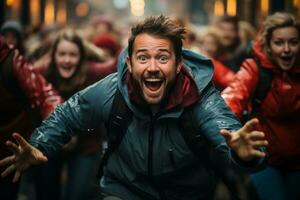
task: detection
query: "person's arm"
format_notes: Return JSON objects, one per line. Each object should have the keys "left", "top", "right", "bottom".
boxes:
{"left": 29, "top": 82, "right": 107, "bottom": 156}
{"left": 194, "top": 81, "right": 267, "bottom": 171}
{"left": 0, "top": 133, "right": 48, "bottom": 182}
{"left": 0, "top": 75, "right": 116, "bottom": 181}
{"left": 0, "top": 89, "right": 99, "bottom": 182}
{"left": 220, "top": 118, "right": 267, "bottom": 168}
{"left": 0, "top": 36, "right": 63, "bottom": 118}
{"left": 83, "top": 40, "right": 108, "bottom": 62}
{"left": 221, "top": 59, "right": 259, "bottom": 119}
{"left": 12, "top": 51, "right": 63, "bottom": 118}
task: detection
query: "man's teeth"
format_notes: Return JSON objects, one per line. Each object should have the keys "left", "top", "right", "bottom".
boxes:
{"left": 144, "top": 78, "right": 163, "bottom": 91}
{"left": 145, "top": 78, "right": 162, "bottom": 82}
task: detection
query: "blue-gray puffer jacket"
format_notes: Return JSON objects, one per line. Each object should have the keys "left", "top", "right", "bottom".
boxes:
{"left": 30, "top": 49, "right": 265, "bottom": 200}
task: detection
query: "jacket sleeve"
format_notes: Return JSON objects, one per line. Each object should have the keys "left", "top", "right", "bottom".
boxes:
{"left": 12, "top": 51, "right": 63, "bottom": 118}
{"left": 193, "top": 81, "right": 266, "bottom": 172}
{"left": 221, "top": 59, "right": 259, "bottom": 119}
{"left": 0, "top": 36, "right": 63, "bottom": 118}
{"left": 28, "top": 77, "right": 115, "bottom": 156}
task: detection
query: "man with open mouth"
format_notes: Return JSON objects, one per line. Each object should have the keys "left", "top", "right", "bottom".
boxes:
{"left": 0, "top": 15, "right": 268, "bottom": 200}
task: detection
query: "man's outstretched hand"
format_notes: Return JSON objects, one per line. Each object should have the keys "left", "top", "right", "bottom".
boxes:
{"left": 220, "top": 118, "right": 268, "bottom": 161}
{"left": 0, "top": 132, "right": 48, "bottom": 182}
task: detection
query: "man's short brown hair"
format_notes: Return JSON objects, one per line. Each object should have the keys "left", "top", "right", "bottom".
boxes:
{"left": 128, "top": 15, "right": 186, "bottom": 65}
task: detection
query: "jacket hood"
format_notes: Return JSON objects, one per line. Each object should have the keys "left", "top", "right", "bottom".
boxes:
{"left": 252, "top": 37, "right": 273, "bottom": 69}
{"left": 116, "top": 48, "right": 214, "bottom": 116}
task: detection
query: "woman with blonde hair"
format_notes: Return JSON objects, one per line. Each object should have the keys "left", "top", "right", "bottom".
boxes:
{"left": 222, "top": 12, "right": 300, "bottom": 200}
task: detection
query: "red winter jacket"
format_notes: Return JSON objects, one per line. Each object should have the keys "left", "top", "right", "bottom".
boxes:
{"left": 0, "top": 37, "right": 62, "bottom": 159}
{"left": 222, "top": 39, "right": 300, "bottom": 170}
{"left": 211, "top": 59, "right": 235, "bottom": 91}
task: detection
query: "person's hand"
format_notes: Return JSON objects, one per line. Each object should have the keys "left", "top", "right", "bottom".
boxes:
{"left": 0, "top": 132, "right": 48, "bottom": 182}
{"left": 220, "top": 118, "right": 268, "bottom": 161}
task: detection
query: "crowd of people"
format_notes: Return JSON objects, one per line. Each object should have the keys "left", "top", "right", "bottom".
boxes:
{"left": 0, "top": 11, "right": 299, "bottom": 200}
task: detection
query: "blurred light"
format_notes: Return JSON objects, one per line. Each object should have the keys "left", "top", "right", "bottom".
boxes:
{"left": 130, "top": 0, "right": 145, "bottom": 9}
{"left": 261, "top": 0, "right": 269, "bottom": 15}
{"left": 294, "top": 0, "right": 300, "bottom": 6}
{"left": 11, "top": 0, "right": 21, "bottom": 11}
{"left": 130, "top": 0, "right": 145, "bottom": 16}
{"left": 6, "top": 0, "right": 13, "bottom": 6}
{"left": 11, "top": 0, "right": 21, "bottom": 13}
{"left": 76, "top": 2, "right": 89, "bottom": 17}
{"left": 214, "top": 0, "right": 224, "bottom": 16}
{"left": 227, "top": 0, "right": 236, "bottom": 16}
{"left": 45, "top": 0, "right": 55, "bottom": 25}
{"left": 30, "top": 0, "right": 40, "bottom": 26}
{"left": 113, "top": 0, "right": 129, "bottom": 9}
{"left": 131, "top": 8, "right": 144, "bottom": 16}
{"left": 57, "top": 1, "right": 67, "bottom": 25}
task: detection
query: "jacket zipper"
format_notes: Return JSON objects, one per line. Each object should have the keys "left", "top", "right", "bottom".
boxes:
{"left": 148, "top": 116, "right": 166, "bottom": 200}
{"left": 148, "top": 117, "right": 154, "bottom": 177}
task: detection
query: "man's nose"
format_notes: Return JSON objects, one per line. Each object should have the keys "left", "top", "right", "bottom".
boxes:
{"left": 147, "top": 59, "right": 159, "bottom": 71}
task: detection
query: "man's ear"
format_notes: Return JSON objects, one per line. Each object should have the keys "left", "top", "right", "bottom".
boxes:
{"left": 176, "top": 58, "right": 183, "bottom": 74}
{"left": 126, "top": 56, "right": 132, "bottom": 73}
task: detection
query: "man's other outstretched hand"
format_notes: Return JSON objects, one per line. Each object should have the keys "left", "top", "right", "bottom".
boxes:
{"left": 0, "top": 132, "right": 48, "bottom": 182}
{"left": 220, "top": 118, "right": 268, "bottom": 162}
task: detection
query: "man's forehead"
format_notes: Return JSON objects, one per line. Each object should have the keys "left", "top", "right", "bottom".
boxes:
{"left": 133, "top": 33, "right": 173, "bottom": 53}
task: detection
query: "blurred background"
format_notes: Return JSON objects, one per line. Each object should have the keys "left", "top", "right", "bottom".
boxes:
{"left": 1, "top": 0, "right": 300, "bottom": 29}
{"left": 1, "top": 1, "right": 300, "bottom": 200}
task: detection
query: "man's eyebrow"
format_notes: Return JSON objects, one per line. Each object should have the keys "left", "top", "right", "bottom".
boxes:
{"left": 135, "top": 48, "right": 171, "bottom": 54}
{"left": 157, "top": 49, "right": 171, "bottom": 53}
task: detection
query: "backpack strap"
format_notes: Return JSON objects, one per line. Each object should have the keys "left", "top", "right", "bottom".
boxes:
{"left": 97, "top": 88, "right": 133, "bottom": 178}
{"left": 252, "top": 58, "right": 273, "bottom": 110}
{"left": 242, "top": 58, "right": 273, "bottom": 123}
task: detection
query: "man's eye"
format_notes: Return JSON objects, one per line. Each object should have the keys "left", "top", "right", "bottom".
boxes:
{"left": 137, "top": 55, "right": 147, "bottom": 62}
{"left": 159, "top": 55, "right": 168, "bottom": 63}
